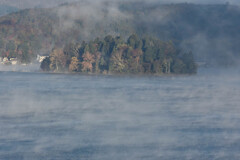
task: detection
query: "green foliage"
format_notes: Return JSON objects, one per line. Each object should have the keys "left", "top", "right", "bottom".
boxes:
{"left": 18, "top": 42, "right": 31, "bottom": 63}
{"left": 152, "top": 60, "right": 162, "bottom": 73}
{"left": 143, "top": 47, "right": 155, "bottom": 63}
{"left": 0, "top": 36, "right": 4, "bottom": 48}
{"left": 41, "top": 34, "right": 197, "bottom": 74}
{"left": 6, "top": 40, "right": 15, "bottom": 51}
{"left": 6, "top": 40, "right": 16, "bottom": 57}
{"left": 63, "top": 42, "right": 80, "bottom": 66}
{"left": 89, "top": 42, "right": 96, "bottom": 54}
{"left": 127, "top": 34, "right": 137, "bottom": 48}
{"left": 127, "top": 34, "right": 143, "bottom": 50}
{"left": 40, "top": 57, "right": 51, "bottom": 71}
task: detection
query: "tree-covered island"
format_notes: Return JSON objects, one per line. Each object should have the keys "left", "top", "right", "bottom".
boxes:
{"left": 41, "top": 34, "right": 197, "bottom": 74}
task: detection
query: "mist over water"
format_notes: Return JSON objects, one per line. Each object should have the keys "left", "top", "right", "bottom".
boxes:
{"left": 0, "top": 68, "right": 240, "bottom": 159}
{"left": 0, "top": 64, "right": 40, "bottom": 72}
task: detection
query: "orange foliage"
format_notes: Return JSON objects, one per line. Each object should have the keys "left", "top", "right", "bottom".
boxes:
{"left": 69, "top": 57, "right": 79, "bottom": 72}
{"left": 81, "top": 51, "right": 95, "bottom": 72}
{"left": 50, "top": 48, "right": 67, "bottom": 71}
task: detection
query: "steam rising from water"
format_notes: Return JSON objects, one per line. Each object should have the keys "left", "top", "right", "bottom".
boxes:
{"left": 54, "top": 1, "right": 132, "bottom": 39}
{"left": 0, "top": 64, "right": 40, "bottom": 72}
{"left": 0, "top": 68, "right": 240, "bottom": 159}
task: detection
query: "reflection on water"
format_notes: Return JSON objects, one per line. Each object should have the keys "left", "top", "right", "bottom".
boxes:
{"left": 0, "top": 68, "right": 240, "bottom": 160}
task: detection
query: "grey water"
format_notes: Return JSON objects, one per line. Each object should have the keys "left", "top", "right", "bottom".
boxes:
{"left": 0, "top": 68, "right": 240, "bottom": 160}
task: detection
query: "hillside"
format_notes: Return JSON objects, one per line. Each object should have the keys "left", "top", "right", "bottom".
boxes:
{"left": 0, "top": 1, "right": 239, "bottom": 66}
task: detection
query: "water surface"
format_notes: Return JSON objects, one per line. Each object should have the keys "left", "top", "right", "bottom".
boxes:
{"left": 0, "top": 68, "right": 240, "bottom": 159}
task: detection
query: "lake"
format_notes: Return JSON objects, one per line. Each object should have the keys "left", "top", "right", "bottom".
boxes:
{"left": 0, "top": 68, "right": 240, "bottom": 160}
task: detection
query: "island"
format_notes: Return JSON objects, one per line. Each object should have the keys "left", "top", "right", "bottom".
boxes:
{"left": 41, "top": 34, "right": 197, "bottom": 74}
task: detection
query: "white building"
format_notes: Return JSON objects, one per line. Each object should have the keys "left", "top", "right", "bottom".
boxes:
{"left": 10, "top": 58, "right": 18, "bottom": 65}
{"left": 3, "top": 57, "right": 8, "bottom": 62}
{"left": 37, "top": 55, "right": 48, "bottom": 63}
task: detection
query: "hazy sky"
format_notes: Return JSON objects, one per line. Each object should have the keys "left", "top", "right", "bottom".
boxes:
{"left": 0, "top": 0, "right": 238, "bottom": 9}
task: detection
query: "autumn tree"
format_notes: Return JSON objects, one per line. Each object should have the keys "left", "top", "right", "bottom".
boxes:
{"left": 69, "top": 56, "right": 79, "bottom": 72}
{"left": 109, "top": 45, "right": 127, "bottom": 73}
{"left": 127, "top": 48, "right": 143, "bottom": 73}
{"left": 64, "top": 42, "right": 80, "bottom": 67}
{"left": 81, "top": 51, "right": 95, "bottom": 72}
{"left": 49, "top": 48, "right": 66, "bottom": 71}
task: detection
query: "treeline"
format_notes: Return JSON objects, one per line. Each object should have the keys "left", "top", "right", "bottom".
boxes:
{"left": 41, "top": 34, "right": 197, "bottom": 74}
{"left": 0, "top": 36, "right": 38, "bottom": 63}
